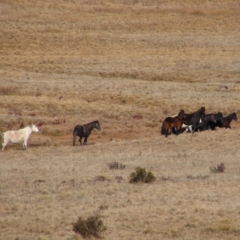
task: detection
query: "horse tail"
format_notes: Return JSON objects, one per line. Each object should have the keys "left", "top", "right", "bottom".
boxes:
{"left": 73, "top": 128, "right": 78, "bottom": 146}
{"left": 161, "top": 120, "right": 168, "bottom": 135}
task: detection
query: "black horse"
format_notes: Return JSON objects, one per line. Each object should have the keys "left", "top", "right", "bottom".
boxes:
{"left": 182, "top": 106, "right": 206, "bottom": 133}
{"left": 73, "top": 120, "right": 101, "bottom": 146}
{"left": 195, "top": 113, "right": 218, "bottom": 131}
{"left": 207, "top": 112, "right": 224, "bottom": 130}
{"left": 210, "top": 112, "right": 237, "bottom": 129}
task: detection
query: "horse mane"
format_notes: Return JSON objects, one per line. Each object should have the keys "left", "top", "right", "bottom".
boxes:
{"left": 90, "top": 120, "right": 99, "bottom": 124}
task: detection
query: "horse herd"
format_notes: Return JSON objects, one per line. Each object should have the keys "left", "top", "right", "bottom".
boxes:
{"left": 161, "top": 106, "right": 238, "bottom": 137}
{"left": 0, "top": 108, "right": 237, "bottom": 151}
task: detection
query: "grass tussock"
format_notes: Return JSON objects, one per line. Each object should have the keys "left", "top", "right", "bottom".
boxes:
{"left": 204, "top": 220, "right": 240, "bottom": 235}
{"left": 72, "top": 214, "right": 107, "bottom": 239}
{"left": 129, "top": 167, "right": 155, "bottom": 183}
{"left": 210, "top": 163, "right": 225, "bottom": 173}
{"left": 108, "top": 161, "right": 125, "bottom": 170}
{"left": 94, "top": 175, "right": 109, "bottom": 182}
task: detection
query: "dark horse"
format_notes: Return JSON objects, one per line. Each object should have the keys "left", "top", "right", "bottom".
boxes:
{"left": 210, "top": 112, "right": 237, "bottom": 129}
{"left": 206, "top": 112, "right": 224, "bottom": 130}
{"left": 73, "top": 120, "right": 101, "bottom": 146}
{"left": 221, "top": 112, "right": 237, "bottom": 128}
{"left": 195, "top": 113, "right": 218, "bottom": 131}
{"left": 182, "top": 106, "right": 205, "bottom": 133}
{"left": 161, "top": 110, "right": 185, "bottom": 137}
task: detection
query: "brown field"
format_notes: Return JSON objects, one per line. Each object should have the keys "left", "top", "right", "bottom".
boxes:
{"left": 1, "top": 0, "right": 240, "bottom": 239}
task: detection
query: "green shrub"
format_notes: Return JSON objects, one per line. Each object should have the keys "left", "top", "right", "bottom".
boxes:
{"left": 72, "top": 214, "right": 106, "bottom": 238}
{"left": 129, "top": 167, "right": 155, "bottom": 183}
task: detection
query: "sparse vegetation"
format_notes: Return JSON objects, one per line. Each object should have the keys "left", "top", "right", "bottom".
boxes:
{"left": 187, "top": 175, "right": 209, "bottom": 180}
{"left": 72, "top": 214, "right": 106, "bottom": 239}
{"left": 0, "top": 87, "right": 18, "bottom": 96}
{"left": 210, "top": 163, "right": 225, "bottom": 173}
{"left": 129, "top": 167, "right": 155, "bottom": 183}
{"left": 1, "top": 0, "right": 240, "bottom": 240}
{"left": 108, "top": 161, "right": 125, "bottom": 170}
{"left": 94, "top": 175, "right": 108, "bottom": 182}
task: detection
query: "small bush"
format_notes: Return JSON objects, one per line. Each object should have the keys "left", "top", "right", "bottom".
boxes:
{"left": 72, "top": 214, "right": 106, "bottom": 238}
{"left": 210, "top": 163, "right": 225, "bottom": 173}
{"left": 108, "top": 161, "right": 125, "bottom": 170}
{"left": 129, "top": 167, "right": 155, "bottom": 183}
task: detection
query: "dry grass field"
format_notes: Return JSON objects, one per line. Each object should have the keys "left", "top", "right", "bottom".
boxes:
{"left": 1, "top": 0, "right": 240, "bottom": 239}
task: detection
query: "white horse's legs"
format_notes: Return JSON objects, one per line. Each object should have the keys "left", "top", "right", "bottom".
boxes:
{"left": 184, "top": 125, "right": 193, "bottom": 133}
{"left": 22, "top": 141, "right": 27, "bottom": 150}
{"left": 188, "top": 126, "right": 193, "bottom": 133}
{"left": 2, "top": 141, "right": 8, "bottom": 151}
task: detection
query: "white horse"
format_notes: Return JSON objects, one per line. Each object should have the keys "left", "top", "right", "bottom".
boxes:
{"left": 1, "top": 124, "right": 39, "bottom": 151}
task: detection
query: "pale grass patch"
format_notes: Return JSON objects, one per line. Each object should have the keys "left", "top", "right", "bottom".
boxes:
{"left": 204, "top": 220, "right": 240, "bottom": 234}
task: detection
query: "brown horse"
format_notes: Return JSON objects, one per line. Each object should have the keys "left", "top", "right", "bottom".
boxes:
{"left": 161, "top": 110, "right": 185, "bottom": 137}
{"left": 220, "top": 112, "right": 237, "bottom": 128}
{"left": 73, "top": 120, "right": 101, "bottom": 146}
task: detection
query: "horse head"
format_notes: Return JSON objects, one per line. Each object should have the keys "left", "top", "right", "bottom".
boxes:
{"left": 177, "top": 109, "right": 186, "bottom": 120}
{"left": 233, "top": 112, "right": 238, "bottom": 121}
{"left": 31, "top": 124, "right": 39, "bottom": 133}
{"left": 210, "top": 114, "right": 217, "bottom": 123}
{"left": 200, "top": 106, "right": 206, "bottom": 116}
{"left": 95, "top": 121, "right": 101, "bottom": 131}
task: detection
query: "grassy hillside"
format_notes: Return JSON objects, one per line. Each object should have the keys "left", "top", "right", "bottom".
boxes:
{"left": 0, "top": 1, "right": 240, "bottom": 239}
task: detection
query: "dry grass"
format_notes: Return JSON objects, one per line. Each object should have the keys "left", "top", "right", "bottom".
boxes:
{"left": 1, "top": 0, "right": 240, "bottom": 239}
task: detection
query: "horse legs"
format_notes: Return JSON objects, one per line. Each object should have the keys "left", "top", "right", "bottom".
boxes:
{"left": 192, "top": 123, "right": 197, "bottom": 133}
{"left": 175, "top": 126, "right": 181, "bottom": 135}
{"left": 83, "top": 136, "right": 88, "bottom": 144}
{"left": 188, "top": 125, "right": 193, "bottom": 133}
{"left": 73, "top": 134, "right": 77, "bottom": 146}
{"left": 164, "top": 127, "right": 169, "bottom": 137}
{"left": 22, "top": 142, "right": 26, "bottom": 150}
{"left": 2, "top": 140, "right": 9, "bottom": 151}
{"left": 2, "top": 142, "right": 6, "bottom": 151}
